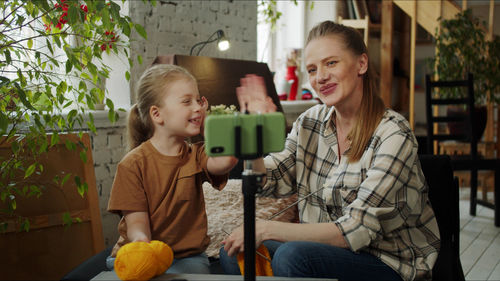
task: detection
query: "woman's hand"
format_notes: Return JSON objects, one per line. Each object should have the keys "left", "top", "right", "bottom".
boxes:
{"left": 199, "top": 96, "right": 208, "bottom": 137}
{"left": 222, "top": 219, "right": 268, "bottom": 257}
{"left": 236, "top": 74, "right": 277, "bottom": 114}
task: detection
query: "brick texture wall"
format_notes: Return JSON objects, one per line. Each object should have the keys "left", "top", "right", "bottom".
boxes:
{"left": 95, "top": 0, "right": 257, "bottom": 248}
{"left": 91, "top": 114, "right": 127, "bottom": 247}
{"left": 129, "top": 0, "right": 257, "bottom": 103}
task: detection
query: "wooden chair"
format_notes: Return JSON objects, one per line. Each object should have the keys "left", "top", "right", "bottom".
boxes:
{"left": 425, "top": 74, "right": 499, "bottom": 226}
{"left": 419, "top": 154, "right": 465, "bottom": 281}
{"left": 0, "top": 133, "right": 104, "bottom": 280}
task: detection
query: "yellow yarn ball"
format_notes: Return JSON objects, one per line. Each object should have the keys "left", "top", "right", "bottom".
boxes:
{"left": 114, "top": 242, "right": 158, "bottom": 281}
{"left": 149, "top": 240, "right": 174, "bottom": 275}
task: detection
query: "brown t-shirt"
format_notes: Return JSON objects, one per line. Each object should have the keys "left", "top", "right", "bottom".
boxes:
{"left": 107, "top": 140, "right": 227, "bottom": 258}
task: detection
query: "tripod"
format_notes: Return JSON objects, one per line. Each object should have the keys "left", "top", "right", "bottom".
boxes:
{"left": 234, "top": 115, "right": 265, "bottom": 281}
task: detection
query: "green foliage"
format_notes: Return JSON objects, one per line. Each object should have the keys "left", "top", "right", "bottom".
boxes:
{"left": 429, "top": 9, "right": 500, "bottom": 105}
{"left": 0, "top": 0, "right": 152, "bottom": 231}
{"left": 207, "top": 104, "right": 237, "bottom": 115}
{"left": 258, "top": 0, "right": 314, "bottom": 31}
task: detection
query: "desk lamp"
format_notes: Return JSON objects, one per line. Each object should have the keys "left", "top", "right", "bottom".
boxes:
{"left": 189, "top": 29, "right": 230, "bottom": 56}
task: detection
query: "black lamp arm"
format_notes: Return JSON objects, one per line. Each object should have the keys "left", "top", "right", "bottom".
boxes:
{"left": 189, "top": 30, "right": 224, "bottom": 56}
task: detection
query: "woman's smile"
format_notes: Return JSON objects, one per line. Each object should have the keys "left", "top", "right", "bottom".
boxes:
{"left": 319, "top": 83, "right": 338, "bottom": 96}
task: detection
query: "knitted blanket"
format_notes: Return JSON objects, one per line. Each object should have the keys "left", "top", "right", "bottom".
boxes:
{"left": 203, "top": 179, "right": 298, "bottom": 258}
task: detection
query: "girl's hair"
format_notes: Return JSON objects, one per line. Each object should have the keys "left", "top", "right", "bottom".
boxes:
{"left": 126, "top": 63, "right": 196, "bottom": 151}
{"left": 306, "top": 21, "right": 385, "bottom": 163}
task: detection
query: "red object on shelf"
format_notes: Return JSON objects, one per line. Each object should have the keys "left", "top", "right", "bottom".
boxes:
{"left": 301, "top": 90, "right": 312, "bottom": 100}
{"left": 285, "top": 66, "right": 299, "bottom": 100}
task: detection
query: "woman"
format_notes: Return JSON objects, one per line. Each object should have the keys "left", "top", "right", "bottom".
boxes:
{"left": 219, "top": 21, "right": 440, "bottom": 281}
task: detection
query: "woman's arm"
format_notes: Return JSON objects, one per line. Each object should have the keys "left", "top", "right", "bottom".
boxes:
{"left": 207, "top": 156, "right": 238, "bottom": 175}
{"left": 123, "top": 211, "right": 151, "bottom": 242}
{"left": 223, "top": 220, "right": 348, "bottom": 257}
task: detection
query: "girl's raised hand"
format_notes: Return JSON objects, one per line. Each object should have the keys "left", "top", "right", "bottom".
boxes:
{"left": 236, "top": 74, "right": 277, "bottom": 114}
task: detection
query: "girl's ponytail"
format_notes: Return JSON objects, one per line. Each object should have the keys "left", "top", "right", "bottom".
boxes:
{"left": 126, "top": 104, "right": 152, "bottom": 151}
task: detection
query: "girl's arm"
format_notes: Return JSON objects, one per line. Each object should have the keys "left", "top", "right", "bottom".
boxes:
{"left": 123, "top": 211, "right": 151, "bottom": 242}
{"left": 223, "top": 220, "right": 348, "bottom": 257}
{"left": 207, "top": 156, "right": 238, "bottom": 175}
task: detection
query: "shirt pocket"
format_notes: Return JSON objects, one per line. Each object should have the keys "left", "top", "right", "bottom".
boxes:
{"left": 337, "top": 173, "right": 362, "bottom": 206}
{"left": 336, "top": 163, "right": 365, "bottom": 207}
{"left": 338, "top": 185, "right": 359, "bottom": 206}
{"left": 176, "top": 168, "right": 204, "bottom": 201}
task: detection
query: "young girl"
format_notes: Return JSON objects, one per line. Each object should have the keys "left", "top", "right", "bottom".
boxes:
{"left": 107, "top": 64, "right": 238, "bottom": 274}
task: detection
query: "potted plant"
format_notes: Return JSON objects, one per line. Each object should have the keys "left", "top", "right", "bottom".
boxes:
{"left": 0, "top": 0, "right": 150, "bottom": 231}
{"left": 0, "top": 1, "right": 154, "bottom": 279}
{"left": 428, "top": 9, "right": 500, "bottom": 140}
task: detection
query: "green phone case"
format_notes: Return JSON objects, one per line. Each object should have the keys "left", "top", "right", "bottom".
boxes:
{"left": 204, "top": 112, "right": 286, "bottom": 157}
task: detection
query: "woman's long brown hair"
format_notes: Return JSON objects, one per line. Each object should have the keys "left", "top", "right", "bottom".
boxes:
{"left": 306, "top": 21, "right": 385, "bottom": 162}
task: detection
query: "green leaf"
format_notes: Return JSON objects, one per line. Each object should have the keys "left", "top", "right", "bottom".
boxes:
{"left": 65, "top": 60, "right": 72, "bottom": 73}
{"left": 27, "top": 39, "right": 33, "bottom": 49}
{"left": 75, "top": 176, "right": 81, "bottom": 187}
{"left": 20, "top": 218, "right": 30, "bottom": 232}
{"left": 62, "top": 212, "right": 72, "bottom": 227}
{"left": 61, "top": 173, "right": 71, "bottom": 187}
{"left": 46, "top": 38, "right": 54, "bottom": 54}
{"left": 14, "top": 83, "right": 35, "bottom": 110}
{"left": 79, "top": 150, "right": 87, "bottom": 163}
{"left": 134, "top": 23, "right": 147, "bottom": 39}
{"left": 107, "top": 109, "right": 116, "bottom": 123}
{"left": 77, "top": 181, "right": 86, "bottom": 197}
{"left": 120, "top": 18, "right": 131, "bottom": 37}
{"left": 4, "top": 50, "right": 11, "bottom": 64}
{"left": 50, "top": 133, "right": 59, "bottom": 147}
{"left": 0, "top": 111, "right": 8, "bottom": 134}
{"left": 125, "top": 71, "right": 130, "bottom": 81}
{"left": 24, "top": 163, "right": 37, "bottom": 179}
{"left": 68, "top": 5, "right": 79, "bottom": 24}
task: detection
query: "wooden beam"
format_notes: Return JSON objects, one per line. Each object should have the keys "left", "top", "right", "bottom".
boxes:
{"left": 380, "top": 1, "right": 393, "bottom": 108}
{"left": 485, "top": 0, "right": 496, "bottom": 147}
{"left": 397, "top": 13, "right": 410, "bottom": 113}
{"left": 393, "top": 0, "right": 460, "bottom": 36}
{"left": 409, "top": 1, "right": 417, "bottom": 130}
{"left": 433, "top": 1, "right": 443, "bottom": 154}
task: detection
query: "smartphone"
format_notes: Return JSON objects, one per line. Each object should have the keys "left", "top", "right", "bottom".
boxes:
{"left": 204, "top": 112, "right": 286, "bottom": 159}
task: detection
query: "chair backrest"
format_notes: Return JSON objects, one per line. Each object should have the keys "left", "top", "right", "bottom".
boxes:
{"left": 425, "top": 73, "right": 477, "bottom": 157}
{"left": 418, "top": 154, "right": 465, "bottom": 281}
{"left": 0, "top": 133, "right": 104, "bottom": 280}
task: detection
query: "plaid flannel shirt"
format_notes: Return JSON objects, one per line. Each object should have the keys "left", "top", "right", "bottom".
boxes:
{"left": 262, "top": 105, "right": 440, "bottom": 281}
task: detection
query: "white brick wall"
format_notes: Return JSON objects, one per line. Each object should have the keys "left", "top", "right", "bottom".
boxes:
{"left": 90, "top": 113, "right": 127, "bottom": 247}
{"left": 129, "top": 0, "right": 257, "bottom": 103}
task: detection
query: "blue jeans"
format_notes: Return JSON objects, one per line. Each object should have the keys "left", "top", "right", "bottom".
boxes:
{"left": 219, "top": 240, "right": 403, "bottom": 280}
{"left": 106, "top": 252, "right": 210, "bottom": 274}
